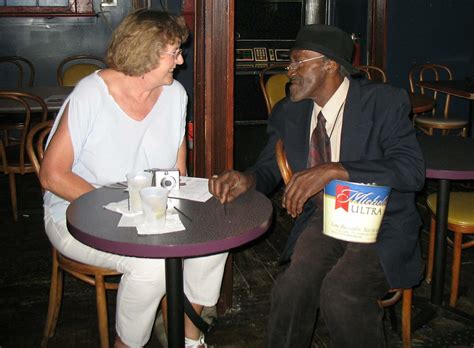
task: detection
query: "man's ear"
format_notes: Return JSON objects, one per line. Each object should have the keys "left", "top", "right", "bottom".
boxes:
{"left": 324, "top": 60, "right": 338, "bottom": 74}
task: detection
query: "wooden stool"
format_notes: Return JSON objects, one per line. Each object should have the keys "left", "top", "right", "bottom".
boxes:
{"left": 425, "top": 192, "right": 474, "bottom": 307}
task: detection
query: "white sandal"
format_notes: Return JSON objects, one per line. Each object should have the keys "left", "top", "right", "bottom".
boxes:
{"left": 185, "top": 334, "right": 207, "bottom": 348}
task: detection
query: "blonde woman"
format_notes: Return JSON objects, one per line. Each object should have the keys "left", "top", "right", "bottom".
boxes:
{"left": 41, "top": 10, "right": 226, "bottom": 348}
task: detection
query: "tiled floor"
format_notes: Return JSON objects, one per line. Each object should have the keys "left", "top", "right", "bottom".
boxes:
{"left": 1, "top": 173, "right": 473, "bottom": 347}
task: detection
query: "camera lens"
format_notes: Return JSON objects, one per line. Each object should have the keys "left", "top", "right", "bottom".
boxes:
{"left": 161, "top": 176, "right": 176, "bottom": 188}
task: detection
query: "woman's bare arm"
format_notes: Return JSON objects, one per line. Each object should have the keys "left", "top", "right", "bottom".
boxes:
{"left": 176, "top": 138, "right": 187, "bottom": 176}
{"left": 39, "top": 105, "right": 95, "bottom": 202}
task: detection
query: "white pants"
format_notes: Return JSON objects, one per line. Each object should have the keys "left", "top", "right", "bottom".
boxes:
{"left": 45, "top": 213, "right": 228, "bottom": 347}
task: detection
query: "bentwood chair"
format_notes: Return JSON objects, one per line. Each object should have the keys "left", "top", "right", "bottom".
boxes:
{"left": 409, "top": 64, "right": 468, "bottom": 136}
{"left": 425, "top": 192, "right": 474, "bottom": 307}
{"left": 275, "top": 138, "right": 413, "bottom": 348}
{"left": 258, "top": 63, "right": 290, "bottom": 115}
{"left": 0, "top": 56, "right": 35, "bottom": 87}
{"left": 26, "top": 121, "right": 121, "bottom": 348}
{"left": 356, "top": 65, "right": 387, "bottom": 83}
{"left": 57, "top": 55, "right": 106, "bottom": 86}
{"left": 0, "top": 92, "right": 48, "bottom": 221}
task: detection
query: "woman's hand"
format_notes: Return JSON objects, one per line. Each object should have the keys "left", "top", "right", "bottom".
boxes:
{"left": 208, "top": 170, "right": 255, "bottom": 204}
{"left": 283, "top": 163, "right": 349, "bottom": 218}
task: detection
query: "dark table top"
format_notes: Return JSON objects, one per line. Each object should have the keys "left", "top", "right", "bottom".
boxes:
{"left": 408, "top": 92, "right": 435, "bottom": 114}
{"left": 0, "top": 86, "right": 73, "bottom": 113}
{"left": 418, "top": 80, "right": 474, "bottom": 100}
{"left": 67, "top": 186, "right": 273, "bottom": 258}
{"left": 418, "top": 135, "right": 474, "bottom": 180}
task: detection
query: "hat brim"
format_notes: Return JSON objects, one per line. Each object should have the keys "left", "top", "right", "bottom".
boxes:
{"left": 292, "top": 41, "right": 360, "bottom": 75}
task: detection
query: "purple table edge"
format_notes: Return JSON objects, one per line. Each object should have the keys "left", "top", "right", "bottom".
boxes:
{"left": 418, "top": 135, "right": 474, "bottom": 305}
{"left": 66, "top": 186, "right": 273, "bottom": 348}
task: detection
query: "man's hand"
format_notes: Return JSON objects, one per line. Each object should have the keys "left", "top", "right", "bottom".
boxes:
{"left": 208, "top": 170, "right": 255, "bottom": 204}
{"left": 283, "top": 163, "right": 349, "bottom": 218}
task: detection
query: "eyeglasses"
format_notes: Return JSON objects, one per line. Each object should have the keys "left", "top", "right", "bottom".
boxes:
{"left": 160, "top": 48, "right": 183, "bottom": 59}
{"left": 286, "top": 55, "right": 325, "bottom": 71}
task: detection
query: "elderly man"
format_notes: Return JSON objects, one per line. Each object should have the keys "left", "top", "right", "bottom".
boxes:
{"left": 209, "top": 24, "right": 425, "bottom": 347}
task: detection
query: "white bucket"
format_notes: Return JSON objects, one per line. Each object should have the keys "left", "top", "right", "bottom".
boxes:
{"left": 323, "top": 180, "right": 391, "bottom": 243}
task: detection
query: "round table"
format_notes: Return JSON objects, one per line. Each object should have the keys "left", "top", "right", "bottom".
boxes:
{"left": 67, "top": 186, "right": 273, "bottom": 347}
{"left": 409, "top": 92, "right": 435, "bottom": 114}
{"left": 418, "top": 135, "right": 474, "bottom": 305}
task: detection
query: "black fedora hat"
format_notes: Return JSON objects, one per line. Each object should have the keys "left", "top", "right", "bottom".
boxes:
{"left": 292, "top": 24, "right": 359, "bottom": 75}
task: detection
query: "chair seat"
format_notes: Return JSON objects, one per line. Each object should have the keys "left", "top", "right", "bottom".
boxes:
{"left": 415, "top": 116, "right": 468, "bottom": 127}
{"left": 427, "top": 192, "right": 474, "bottom": 227}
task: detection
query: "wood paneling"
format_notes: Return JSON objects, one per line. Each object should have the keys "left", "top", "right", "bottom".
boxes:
{"left": 193, "top": 0, "right": 234, "bottom": 178}
{"left": 368, "top": 0, "right": 387, "bottom": 69}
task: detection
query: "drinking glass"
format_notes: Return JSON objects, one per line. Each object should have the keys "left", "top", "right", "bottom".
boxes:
{"left": 140, "top": 187, "right": 169, "bottom": 226}
{"left": 126, "top": 171, "right": 153, "bottom": 212}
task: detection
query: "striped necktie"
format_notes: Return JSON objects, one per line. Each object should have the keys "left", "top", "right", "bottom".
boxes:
{"left": 308, "top": 111, "right": 331, "bottom": 168}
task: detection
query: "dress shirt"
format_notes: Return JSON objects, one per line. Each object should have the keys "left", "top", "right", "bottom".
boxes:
{"left": 309, "top": 77, "right": 349, "bottom": 162}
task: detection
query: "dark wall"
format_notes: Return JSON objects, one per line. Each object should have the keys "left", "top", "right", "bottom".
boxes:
{"left": 330, "top": 0, "right": 472, "bottom": 117}
{"left": 387, "top": 0, "right": 473, "bottom": 88}
{"left": 330, "top": 0, "right": 368, "bottom": 64}
{"left": 387, "top": 0, "right": 473, "bottom": 115}
{"left": 0, "top": 0, "right": 194, "bottom": 118}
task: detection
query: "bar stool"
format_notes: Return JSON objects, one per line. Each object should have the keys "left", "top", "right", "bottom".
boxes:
{"left": 425, "top": 192, "right": 474, "bottom": 307}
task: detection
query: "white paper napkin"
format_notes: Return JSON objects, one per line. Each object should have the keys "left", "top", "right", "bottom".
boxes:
{"left": 103, "top": 199, "right": 185, "bottom": 235}
{"left": 169, "top": 177, "right": 212, "bottom": 202}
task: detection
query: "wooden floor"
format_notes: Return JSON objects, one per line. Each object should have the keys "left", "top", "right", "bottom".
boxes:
{"left": 1, "top": 173, "right": 474, "bottom": 347}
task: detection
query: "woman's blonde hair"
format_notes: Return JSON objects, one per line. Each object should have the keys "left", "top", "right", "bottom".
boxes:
{"left": 106, "top": 9, "right": 189, "bottom": 76}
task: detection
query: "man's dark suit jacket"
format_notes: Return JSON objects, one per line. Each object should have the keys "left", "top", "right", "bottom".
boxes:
{"left": 248, "top": 77, "right": 426, "bottom": 288}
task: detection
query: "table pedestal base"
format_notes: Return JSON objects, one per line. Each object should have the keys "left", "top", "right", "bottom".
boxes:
{"left": 431, "top": 179, "right": 450, "bottom": 305}
{"left": 166, "top": 258, "right": 184, "bottom": 348}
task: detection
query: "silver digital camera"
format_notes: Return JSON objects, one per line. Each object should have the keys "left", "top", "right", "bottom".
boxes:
{"left": 154, "top": 169, "right": 180, "bottom": 190}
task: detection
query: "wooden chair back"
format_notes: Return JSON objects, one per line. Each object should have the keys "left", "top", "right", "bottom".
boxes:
{"left": 408, "top": 63, "right": 468, "bottom": 136}
{"left": 0, "top": 92, "right": 34, "bottom": 172}
{"left": 409, "top": 63, "right": 453, "bottom": 118}
{"left": 356, "top": 65, "right": 387, "bottom": 83}
{"left": 0, "top": 56, "right": 35, "bottom": 87}
{"left": 259, "top": 63, "right": 290, "bottom": 115}
{"left": 275, "top": 139, "right": 293, "bottom": 185}
{"left": 26, "top": 120, "right": 54, "bottom": 179}
{"left": 57, "top": 55, "right": 106, "bottom": 86}
{"left": 0, "top": 92, "right": 47, "bottom": 220}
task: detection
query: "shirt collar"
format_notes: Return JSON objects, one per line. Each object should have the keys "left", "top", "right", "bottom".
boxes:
{"left": 313, "top": 77, "right": 350, "bottom": 123}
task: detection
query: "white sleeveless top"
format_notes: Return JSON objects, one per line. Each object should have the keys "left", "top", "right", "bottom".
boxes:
{"left": 44, "top": 71, "right": 187, "bottom": 221}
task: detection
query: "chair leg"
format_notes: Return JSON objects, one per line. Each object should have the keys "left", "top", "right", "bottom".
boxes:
{"left": 42, "top": 251, "right": 63, "bottom": 347}
{"left": 8, "top": 172, "right": 18, "bottom": 221}
{"left": 425, "top": 216, "right": 436, "bottom": 283}
{"left": 50, "top": 265, "right": 64, "bottom": 338}
{"left": 401, "top": 289, "right": 412, "bottom": 348}
{"left": 388, "top": 306, "right": 398, "bottom": 332}
{"left": 95, "top": 275, "right": 110, "bottom": 348}
{"left": 449, "top": 233, "right": 463, "bottom": 307}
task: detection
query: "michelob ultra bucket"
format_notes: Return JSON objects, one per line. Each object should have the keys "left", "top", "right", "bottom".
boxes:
{"left": 323, "top": 180, "right": 391, "bottom": 243}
